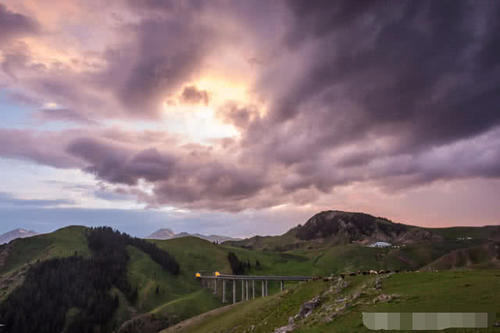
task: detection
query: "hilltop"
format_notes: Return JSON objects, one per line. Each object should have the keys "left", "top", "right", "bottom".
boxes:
{"left": 226, "top": 210, "right": 499, "bottom": 251}
{"left": 148, "top": 228, "right": 241, "bottom": 243}
{"left": 292, "top": 210, "right": 440, "bottom": 244}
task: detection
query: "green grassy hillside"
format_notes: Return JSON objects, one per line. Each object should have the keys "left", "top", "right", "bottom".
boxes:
{"left": 126, "top": 240, "right": 226, "bottom": 324}
{"left": 424, "top": 241, "right": 500, "bottom": 270}
{"left": 162, "top": 270, "right": 500, "bottom": 333}
{"left": 0, "top": 226, "right": 90, "bottom": 301}
{"left": 0, "top": 225, "right": 90, "bottom": 275}
{"left": 430, "top": 226, "right": 500, "bottom": 241}
{"left": 1, "top": 224, "right": 499, "bottom": 333}
{"left": 0, "top": 230, "right": 318, "bottom": 331}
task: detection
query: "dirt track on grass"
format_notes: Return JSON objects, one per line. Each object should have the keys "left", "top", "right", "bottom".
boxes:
{"left": 161, "top": 303, "right": 237, "bottom": 333}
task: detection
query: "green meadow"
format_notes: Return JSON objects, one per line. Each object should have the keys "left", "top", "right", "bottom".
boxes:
{"left": 163, "top": 270, "right": 500, "bottom": 333}
{"left": 0, "top": 225, "right": 498, "bottom": 332}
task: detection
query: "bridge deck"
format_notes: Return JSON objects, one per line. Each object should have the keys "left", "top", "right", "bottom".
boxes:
{"left": 198, "top": 274, "right": 312, "bottom": 281}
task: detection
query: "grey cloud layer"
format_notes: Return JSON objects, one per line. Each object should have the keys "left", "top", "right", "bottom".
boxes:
{"left": 0, "top": 192, "right": 73, "bottom": 208}
{"left": 1, "top": 1, "right": 500, "bottom": 211}
{"left": 291, "top": 0, "right": 500, "bottom": 146}
{"left": 241, "top": 0, "right": 500, "bottom": 189}
{"left": 66, "top": 136, "right": 268, "bottom": 210}
{"left": 0, "top": 4, "right": 38, "bottom": 45}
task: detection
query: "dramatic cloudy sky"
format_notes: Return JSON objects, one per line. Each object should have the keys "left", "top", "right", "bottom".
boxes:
{"left": 1, "top": 0, "right": 499, "bottom": 237}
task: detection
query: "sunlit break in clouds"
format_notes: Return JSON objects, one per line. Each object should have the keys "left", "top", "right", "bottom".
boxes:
{"left": 0, "top": 0, "right": 499, "bottom": 236}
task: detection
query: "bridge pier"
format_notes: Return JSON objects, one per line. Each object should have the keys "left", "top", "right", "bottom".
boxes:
{"left": 233, "top": 280, "right": 236, "bottom": 304}
{"left": 222, "top": 279, "right": 226, "bottom": 303}
{"left": 196, "top": 274, "right": 312, "bottom": 303}
{"left": 245, "top": 280, "right": 249, "bottom": 300}
{"left": 241, "top": 280, "right": 244, "bottom": 300}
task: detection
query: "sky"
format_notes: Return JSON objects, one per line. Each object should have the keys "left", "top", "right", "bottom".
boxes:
{"left": 0, "top": 0, "right": 499, "bottom": 237}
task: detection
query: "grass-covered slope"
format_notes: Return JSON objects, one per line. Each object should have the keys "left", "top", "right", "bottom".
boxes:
{"left": 115, "top": 236, "right": 325, "bottom": 332}
{"left": 163, "top": 270, "right": 500, "bottom": 333}
{"left": 0, "top": 225, "right": 90, "bottom": 275}
{"left": 1, "top": 223, "right": 499, "bottom": 333}
{"left": 0, "top": 226, "right": 187, "bottom": 333}
{"left": 423, "top": 241, "right": 500, "bottom": 270}
{"left": 126, "top": 242, "right": 223, "bottom": 318}
{"left": 0, "top": 229, "right": 319, "bottom": 332}
{"left": 0, "top": 226, "right": 90, "bottom": 301}
{"left": 429, "top": 226, "right": 500, "bottom": 241}
{"left": 156, "top": 236, "right": 315, "bottom": 277}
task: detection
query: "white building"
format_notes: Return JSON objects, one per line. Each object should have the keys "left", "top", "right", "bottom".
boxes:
{"left": 369, "top": 241, "right": 392, "bottom": 248}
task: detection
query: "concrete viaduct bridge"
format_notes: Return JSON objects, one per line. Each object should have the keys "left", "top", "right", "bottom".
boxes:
{"left": 196, "top": 273, "right": 312, "bottom": 304}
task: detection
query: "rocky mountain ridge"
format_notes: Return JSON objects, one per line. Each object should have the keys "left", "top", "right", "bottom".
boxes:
{"left": 292, "top": 210, "right": 441, "bottom": 245}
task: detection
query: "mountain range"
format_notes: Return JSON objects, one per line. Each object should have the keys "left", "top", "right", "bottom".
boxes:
{"left": 147, "top": 228, "right": 241, "bottom": 243}
{"left": 0, "top": 228, "right": 38, "bottom": 244}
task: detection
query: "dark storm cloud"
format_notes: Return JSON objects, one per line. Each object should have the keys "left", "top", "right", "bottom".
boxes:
{"left": 151, "top": 161, "right": 266, "bottom": 210}
{"left": 0, "top": 4, "right": 38, "bottom": 45}
{"left": 236, "top": 0, "right": 500, "bottom": 194}
{"left": 273, "top": 0, "right": 500, "bottom": 146}
{"left": 1, "top": 0, "right": 500, "bottom": 214}
{"left": 67, "top": 138, "right": 177, "bottom": 185}
{"left": 65, "top": 136, "right": 268, "bottom": 210}
{"left": 181, "top": 85, "right": 209, "bottom": 105}
{"left": 217, "top": 103, "right": 259, "bottom": 129}
{"left": 105, "top": 9, "right": 213, "bottom": 116}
